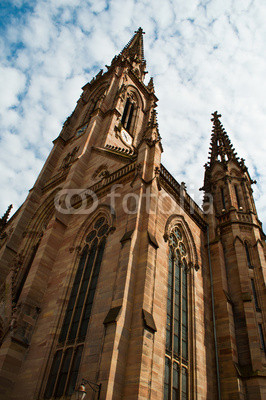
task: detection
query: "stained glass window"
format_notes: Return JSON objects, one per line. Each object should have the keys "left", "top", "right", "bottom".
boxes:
{"left": 44, "top": 217, "right": 109, "bottom": 399}
{"left": 164, "top": 226, "right": 189, "bottom": 400}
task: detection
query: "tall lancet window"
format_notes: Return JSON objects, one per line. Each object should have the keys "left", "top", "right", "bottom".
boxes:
{"left": 244, "top": 241, "right": 252, "bottom": 269}
{"left": 44, "top": 216, "right": 110, "bottom": 399}
{"left": 121, "top": 97, "right": 135, "bottom": 133}
{"left": 164, "top": 226, "right": 189, "bottom": 400}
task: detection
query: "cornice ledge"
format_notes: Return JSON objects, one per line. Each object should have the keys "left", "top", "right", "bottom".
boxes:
{"left": 91, "top": 146, "right": 137, "bottom": 162}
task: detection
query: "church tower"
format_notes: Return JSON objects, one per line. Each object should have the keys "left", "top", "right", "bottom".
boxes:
{"left": 202, "top": 112, "right": 266, "bottom": 399}
{"left": 0, "top": 30, "right": 265, "bottom": 400}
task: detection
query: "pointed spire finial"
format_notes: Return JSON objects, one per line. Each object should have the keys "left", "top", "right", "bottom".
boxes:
{"left": 135, "top": 27, "right": 145, "bottom": 34}
{"left": 121, "top": 27, "right": 145, "bottom": 62}
{"left": 147, "top": 77, "right": 155, "bottom": 93}
{"left": 120, "top": 27, "right": 146, "bottom": 79}
{"left": 211, "top": 111, "right": 221, "bottom": 121}
{"left": 106, "top": 28, "right": 148, "bottom": 82}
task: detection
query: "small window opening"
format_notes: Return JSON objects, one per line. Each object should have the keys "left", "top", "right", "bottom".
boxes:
{"left": 121, "top": 98, "right": 134, "bottom": 132}
{"left": 121, "top": 99, "right": 130, "bottom": 126}
{"left": 127, "top": 103, "right": 134, "bottom": 131}
{"left": 221, "top": 187, "right": 226, "bottom": 209}
{"left": 234, "top": 185, "right": 241, "bottom": 208}
{"left": 245, "top": 242, "right": 252, "bottom": 269}
{"left": 251, "top": 279, "right": 260, "bottom": 311}
{"left": 258, "top": 324, "right": 266, "bottom": 354}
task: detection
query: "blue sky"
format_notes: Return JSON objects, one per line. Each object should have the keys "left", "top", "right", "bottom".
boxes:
{"left": 1, "top": 0, "right": 266, "bottom": 227}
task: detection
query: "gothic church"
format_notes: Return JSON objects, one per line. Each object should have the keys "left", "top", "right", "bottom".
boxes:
{"left": 0, "top": 28, "right": 265, "bottom": 400}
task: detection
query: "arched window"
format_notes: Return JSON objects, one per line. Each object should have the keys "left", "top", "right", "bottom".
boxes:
{"left": 121, "top": 97, "right": 135, "bottom": 133}
{"left": 44, "top": 216, "right": 110, "bottom": 399}
{"left": 164, "top": 226, "right": 189, "bottom": 400}
{"left": 234, "top": 184, "right": 241, "bottom": 209}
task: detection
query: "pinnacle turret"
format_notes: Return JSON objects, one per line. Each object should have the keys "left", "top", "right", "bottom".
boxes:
{"left": 147, "top": 77, "right": 155, "bottom": 93}
{"left": 148, "top": 108, "right": 159, "bottom": 130}
{"left": 207, "top": 111, "right": 241, "bottom": 168}
{"left": 0, "top": 204, "right": 12, "bottom": 234}
{"left": 141, "top": 107, "right": 161, "bottom": 146}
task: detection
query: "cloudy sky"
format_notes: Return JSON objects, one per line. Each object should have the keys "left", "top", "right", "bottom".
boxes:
{"left": 1, "top": 0, "right": 266, "bottom": 228}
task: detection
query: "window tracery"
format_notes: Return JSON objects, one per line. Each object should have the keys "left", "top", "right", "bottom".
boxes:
{"left": 44, "top": 216, "right": 110, "bottom": 399}
{"left": 164, "top": 226, "right": 190, "bottom": 400}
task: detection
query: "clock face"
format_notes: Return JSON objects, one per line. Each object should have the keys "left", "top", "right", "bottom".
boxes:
{"left": 121, "top": 128, "right": 132, "bottom": 146}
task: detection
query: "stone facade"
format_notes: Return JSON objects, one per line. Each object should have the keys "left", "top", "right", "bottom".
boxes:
{"left": 0, "top": 29, "right": 265, "bottom": 400}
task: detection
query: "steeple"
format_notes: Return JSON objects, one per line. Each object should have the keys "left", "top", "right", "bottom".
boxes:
{"left": 202, "top": 112, "right": 266, "bottom": 400}
{"left": 207, "top": 111, "right": 245, "bottom": 169}
{"left": 202, "top": 112, "right": 247, "bottom": 193}
{"left": 121, "top": 27, "right": 145, "bottom": 64}
{"left": 119, "top": 27, "right": 147, "bottom": 81}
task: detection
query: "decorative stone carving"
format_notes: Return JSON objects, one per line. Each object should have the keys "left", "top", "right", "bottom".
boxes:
{"left": 92, "top": 164, "right": 110, "bottom": 181}
{"left": 61, "top": 146, "right": 79, "bottom": 169}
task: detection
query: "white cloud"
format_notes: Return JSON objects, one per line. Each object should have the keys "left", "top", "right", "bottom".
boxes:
{"left": 0, "top": 67, "right": 26, "bottom": 109}
{"left": 89, "top": 0, "right": 108, "bottom": 14}
{"left": 1, "top": 0, "right": 266, "bottom": 229}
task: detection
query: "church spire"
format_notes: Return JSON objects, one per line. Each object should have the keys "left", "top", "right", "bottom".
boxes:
{"left": 207, "top": 111, "right": 244, "bottom": 169}
{"left": 202, "top": 112, "right": 247, "bottom": 193}
{"left": 121, "top": 27, "right": 145, "bottom": 64}
{"left": 119, "top": 27, "right": 147, "bottom": 81}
